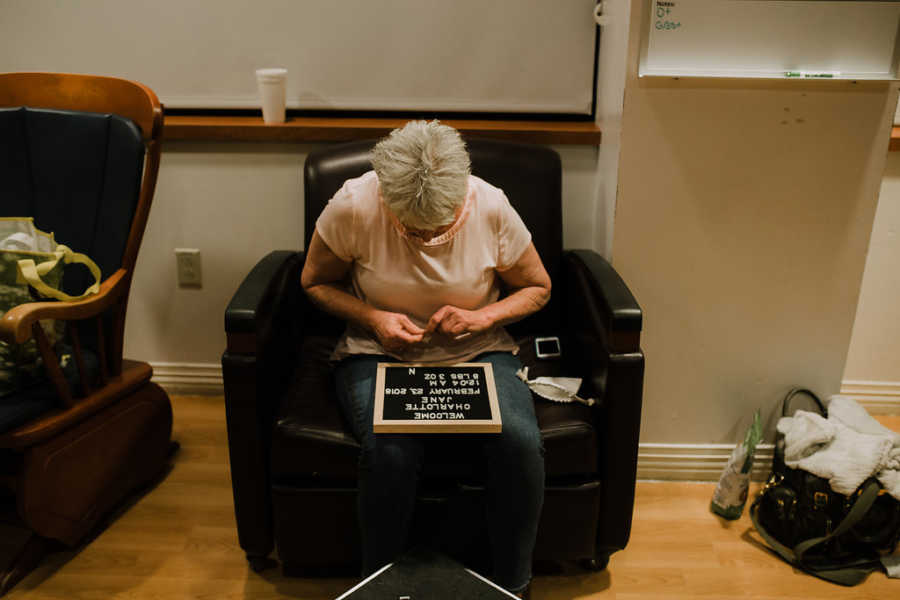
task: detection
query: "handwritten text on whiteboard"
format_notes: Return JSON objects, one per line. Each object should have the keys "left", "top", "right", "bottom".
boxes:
{"left": 656, "top": 1, "right": 682, "bottom": 31}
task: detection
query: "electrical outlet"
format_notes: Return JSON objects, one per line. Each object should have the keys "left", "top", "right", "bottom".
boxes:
{"left": 175, "top": 248, "right": 202, "bottom": 287}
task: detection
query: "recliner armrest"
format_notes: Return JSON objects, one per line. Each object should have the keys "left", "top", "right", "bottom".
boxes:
{"left": 222, "top": 249, "right": 304, "bottom": 563}
{"left": 225, "top": 250, "right": 305, "bottom": 344}
{"left": 560, "top": 249, "right": 644, "bottom": 557}
{"left": 562, "top": 249, "right": 641, "bottom": 353}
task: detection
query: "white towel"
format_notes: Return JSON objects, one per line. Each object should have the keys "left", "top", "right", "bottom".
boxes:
{"left": 777, "top": 396, "right": 900, "bottom": 499}
{"left": 828, "top": 395, "right": 900, "bottom": 444}
{"left": 776, "top": 412, "right": 836, "bottom": 463}
{"left": 830, "top": 395, "right": 900, "bottom": 499}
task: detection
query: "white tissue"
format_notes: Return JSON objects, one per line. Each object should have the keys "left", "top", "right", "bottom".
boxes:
{"left": 516, "top": 367, "right": 596, "bottom": 406}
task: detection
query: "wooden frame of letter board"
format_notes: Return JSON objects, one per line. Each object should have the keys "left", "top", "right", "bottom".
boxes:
{"left": 373, "top": 362, "right": 501, "bottom": 433}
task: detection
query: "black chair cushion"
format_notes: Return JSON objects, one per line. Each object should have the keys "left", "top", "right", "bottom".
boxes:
{"left": 270, "top": 335, "right": 360, "bottom": 482}
{"left": 270, "top": 336, "right": 597, "bottom": 484}
{"left": 0, "top": 346, "right": 101, "bottom": 434}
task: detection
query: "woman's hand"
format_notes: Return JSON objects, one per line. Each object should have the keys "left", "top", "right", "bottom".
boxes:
{"left": 368, "top": 310, "right": 426, "bottom": 353}
{"left": 425, "top": 305, "right": 493, "bottom": 339}
{"left": 303, "top": 233, "right": 426, "bottom": 355}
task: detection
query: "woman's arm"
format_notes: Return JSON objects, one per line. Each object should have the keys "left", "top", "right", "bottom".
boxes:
{"left": 301, "top": 231, "right": 424, "bottom": 353}
{"left": 425, "top": 243, "right": 551, "bottom": 337}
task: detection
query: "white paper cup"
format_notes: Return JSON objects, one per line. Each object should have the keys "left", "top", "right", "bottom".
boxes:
{"left": 255, "top": 68, "right": 287, "bottom": 124}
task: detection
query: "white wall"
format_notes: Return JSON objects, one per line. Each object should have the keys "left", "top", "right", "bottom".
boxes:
{"left": 123, "top": 142, "right": 600, "bottom": 372}
{"left": 594, "top": 0, "right": 631, "bottom": 259}
{"left": 124, "top": 143, "right": 309, "bottom": 365}
{"left": 841, "top": 152, "right": 900, "bottom": 410}
{"left": 614, "top": 0, "right": 897, "bottom": 450}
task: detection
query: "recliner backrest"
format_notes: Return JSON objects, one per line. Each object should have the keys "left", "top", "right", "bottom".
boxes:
{"left": 0, "top": 106, "right": 145, "bottom": 297}
{"left": 303, "top": 137, "right": 563, "bottom": 335}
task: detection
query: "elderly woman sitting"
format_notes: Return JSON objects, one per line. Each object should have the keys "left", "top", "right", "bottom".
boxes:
{"left": 300, "top": 120, "right": 551, "bottom": 597}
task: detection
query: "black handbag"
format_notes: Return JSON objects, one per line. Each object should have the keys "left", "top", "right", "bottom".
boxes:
{"left": 750, "top": 388, "right": 900, "bottom": 585}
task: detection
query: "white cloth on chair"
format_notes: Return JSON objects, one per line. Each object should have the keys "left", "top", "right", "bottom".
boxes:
{"left": 515, "top": 367, "right": 596, "bottom": 406}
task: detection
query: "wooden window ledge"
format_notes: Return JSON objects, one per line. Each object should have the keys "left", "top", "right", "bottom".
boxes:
{"left": 162, "top": 115, "right": 602, "bottom": 145}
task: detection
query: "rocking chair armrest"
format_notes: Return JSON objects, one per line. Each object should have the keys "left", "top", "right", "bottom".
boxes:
{"left": 0, "top": 268, "right": 130, "bottom": 344}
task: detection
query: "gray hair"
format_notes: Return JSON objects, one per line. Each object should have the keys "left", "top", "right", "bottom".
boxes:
{"left": 371, "top": 120, "right": 471, "bottom": 230}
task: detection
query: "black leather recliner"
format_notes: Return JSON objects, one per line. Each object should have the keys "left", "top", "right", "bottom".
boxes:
{"left": 222, "top": 138, "right": 644, "bottom": 575}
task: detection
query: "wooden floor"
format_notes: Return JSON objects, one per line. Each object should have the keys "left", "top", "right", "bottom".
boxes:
{"left": 6, "top": 398, "right": 899, "bottom": 600}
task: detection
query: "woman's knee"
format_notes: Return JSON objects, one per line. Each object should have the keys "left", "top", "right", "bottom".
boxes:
{"left": 360, "top": 434, "right": 424, "bottom": 475}
{"left": 494, "top": 421, "right": 545, "bottom": 465}
{"left": 477, "top": 353, "right": 544, "bottom": 461}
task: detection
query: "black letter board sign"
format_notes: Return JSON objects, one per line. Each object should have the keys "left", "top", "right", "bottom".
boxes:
{"left": 374, "top": 363, "right": 501, "bottom": 433}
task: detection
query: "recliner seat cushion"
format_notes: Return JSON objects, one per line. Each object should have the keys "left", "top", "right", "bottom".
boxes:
{"left": 270, "top": 335, "right": 360, "bottom": 482}
{"left": 270, "top": 335, "right": 598, "bottom": 483}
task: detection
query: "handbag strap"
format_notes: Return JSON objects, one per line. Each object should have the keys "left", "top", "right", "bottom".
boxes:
{"left": 782, "top": 387, "right": 826, "bottom": 418}
{"left": 750, "top": 485, "right": 801, "bottom": 562}
{"left": 794, "top": 478, "right": 881, "bottom": 560}
{"left": 15, "top": 245, "right": 101, "bottom": 302}
{"left": 751, "top": 478, "right": 883, "bottom": 586}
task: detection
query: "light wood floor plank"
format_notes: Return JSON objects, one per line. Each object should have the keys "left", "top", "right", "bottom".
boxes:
{"left": 5, "top": 395, "right": 898, "bottom": 599}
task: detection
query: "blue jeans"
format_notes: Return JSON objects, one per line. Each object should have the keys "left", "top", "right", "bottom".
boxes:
{"left": 334, "top": 351, "right": 545, "bottom": 594}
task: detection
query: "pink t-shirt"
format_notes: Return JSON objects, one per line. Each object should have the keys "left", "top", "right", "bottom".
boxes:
{"left": 315, "top": 170, "right": 532, "bottom": 364}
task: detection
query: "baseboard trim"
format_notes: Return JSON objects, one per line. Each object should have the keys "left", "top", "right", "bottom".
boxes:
{"left": 840, "top": 380, "right": 900, "bottom": 414}
{"left": 150, "top": 362, "right": 224, "bottom": 395}
{"left": 638, "top": 381, "right": 900, "bottom": 482}
{"left": 637, "top": 443, "right": 775, "bottom": 483}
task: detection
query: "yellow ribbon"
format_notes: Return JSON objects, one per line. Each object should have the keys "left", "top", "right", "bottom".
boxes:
{"left": 15, "top": 245, "right": 101, "bottom": 302}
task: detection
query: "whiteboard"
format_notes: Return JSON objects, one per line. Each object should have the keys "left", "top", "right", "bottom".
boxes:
{"left": 0, "top": 0, "right": 598, "bottom": 114}
{"left": 640, "top": 0, "right": 900, "bottom": 80}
